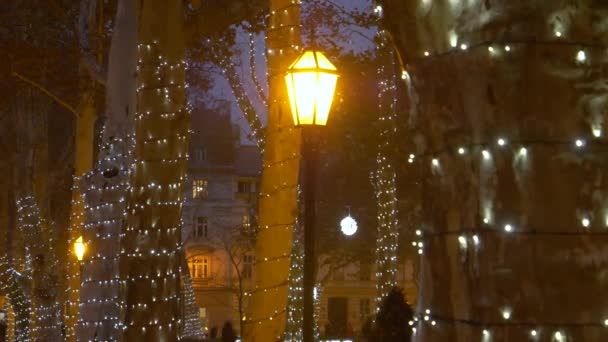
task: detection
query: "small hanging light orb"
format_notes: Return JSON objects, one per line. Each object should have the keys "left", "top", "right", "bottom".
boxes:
{"left": 285, "top": 50, "right": 339, "bottom": 127}
{"left": 340, "top": 215, "right": 358, "bottom": 236}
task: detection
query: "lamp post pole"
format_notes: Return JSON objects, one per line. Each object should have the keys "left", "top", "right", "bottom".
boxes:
{"left": 302, "top": 126, "right": 320, "bottom": 342}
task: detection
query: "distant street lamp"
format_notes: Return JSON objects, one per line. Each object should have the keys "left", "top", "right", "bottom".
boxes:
{"left": 286, "top": 49, "right": 338, "bottom": 342}
{"left": 340, "top": 215, "right": 358, "bottom": 236}
{"left": 74, "top": 236, "right": 86, "bottom": 262}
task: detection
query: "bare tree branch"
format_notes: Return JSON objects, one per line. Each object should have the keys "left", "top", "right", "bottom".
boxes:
{"left": 12, "top": 72, "right": 79, "bottom": 116}
{"left": 248, "top": 32, "right": 268, "bottom": 105}
{"left": 78, "top": 0, "right": 106, "bottom": 86}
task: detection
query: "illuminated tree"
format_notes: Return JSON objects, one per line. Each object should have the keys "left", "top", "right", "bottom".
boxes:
{"left": 379, "top": 1, "right": 608, "bottom": 340}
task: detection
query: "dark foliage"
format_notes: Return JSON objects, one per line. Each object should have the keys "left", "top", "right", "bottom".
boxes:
{"left": 363, "top": 287, "right": 413, "bottom": 342}
{"left": 221, "top": 322, "right": 236, "bottom": 342}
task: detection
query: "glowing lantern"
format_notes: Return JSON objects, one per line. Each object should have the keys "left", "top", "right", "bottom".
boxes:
{"left": 285, "top": 50, "right": 339, "bottom": 127}
{"left": 74, "top": 236, "right": 86, "bottom": 261}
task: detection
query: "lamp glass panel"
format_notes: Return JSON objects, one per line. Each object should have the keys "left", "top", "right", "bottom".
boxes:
{"left": 292, "top": 71, "right": 317, "bottom": 125}
{"left": 285, "top": 73, "right": 299, "bottom": 125}
{"left": 315, "top": 52, "right": 337, "bottom": 71}
{"left": 293, "top": 51, "right": 317, "bottom": 69}
{"left": 314, "top": 72, "right": 338, "bottom": 126}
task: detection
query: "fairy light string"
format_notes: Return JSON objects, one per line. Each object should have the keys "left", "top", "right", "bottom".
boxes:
{"left": 244, "top": 1, "right": 302, "bottom": 339}
{"left": 372, "top": 19, "right": 401, "bottom": 309}
{"left": 120, "top": 40, "right": 189, "bottom": 339}
{"left": 371, "top": 1, "right": 608, "bottom": 340}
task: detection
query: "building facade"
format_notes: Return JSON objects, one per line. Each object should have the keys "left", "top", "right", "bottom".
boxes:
{"left": 182, "top": 101, "right": 261, "bottom": 337}
{"left": 317, "top": 259, "right": 416, "bottom": 340}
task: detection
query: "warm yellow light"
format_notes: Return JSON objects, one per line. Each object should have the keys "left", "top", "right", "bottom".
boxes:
{"left": 285, "top": 50, "right": 338, "bottom": 127}
{"left": 74, "top": 236, "right": 86, "bottom": 261}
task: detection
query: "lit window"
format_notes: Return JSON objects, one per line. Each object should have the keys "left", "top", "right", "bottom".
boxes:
{"left": 195, "top": 217, "right": 208, "bottom": 238}
{"left": 242, "top": 255, "right": 254, "bottom": 279}
{"left": 242, "top": 215, "right": 251, "bottom": 229}
{"left": 199, "top": 307, "right": 206, "bottom": 319}
{"left": 192, "top": 179, "right": 208, "bottom": 199}
{"left": 189, "top": 257, "right": 210, "bottom": 279}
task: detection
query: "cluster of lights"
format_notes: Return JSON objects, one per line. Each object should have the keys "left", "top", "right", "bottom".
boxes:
{"left": 119, "top": 41, "right": 189, "bottom": 339}
{"left": 0, "top": 257, "right": 32, "bottom": 341}
{"left": 245, "top": 1, "right": 302, "bottom": 339}
{"left": 16, "top": 195, "right": 64, "bottom": 340}
{"left": 372, "top": 21, "right": 401, "bottom": 307}
{"left": 389, "top": 3, "right": 608, "bottom": 340}
{"left": 79, "top": 133, "right": 133, "bottom": 340}
{"left": 181, "top": 274, "right": 205, "bottom": 339}
{"left": 284, "top": 225, "right": 304, "bottom": 342}
{"left": 408, "top": 307, "right": 608, "bottom": 342}
{"left": 210, "top": 37, "right": 266, "bottom": 151}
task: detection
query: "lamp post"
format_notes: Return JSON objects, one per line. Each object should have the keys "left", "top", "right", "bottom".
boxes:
{"left": 285, "top": 49, "right": 338, "bottom": 342}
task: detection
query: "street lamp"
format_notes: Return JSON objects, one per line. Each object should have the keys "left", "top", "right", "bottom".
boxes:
{"left": 74, "top": 236, "right": 86, "bottom": 262}
{"left": 340, "top": 215, "right": 358, "bottom": 236}
{"left": 285, "top": 49, "right": 338, "bottom": 342}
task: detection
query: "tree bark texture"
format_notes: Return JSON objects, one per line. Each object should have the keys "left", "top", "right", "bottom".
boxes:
{"left": 245, "top": 0, "right": 302, "bottom": 340}
{"left": 65, "top": 88, "right": 96, "bottom": 342}
{"left": 120, "top": 1, "right": 187, "bottom": 340}
{"left": 380, "top": 1, "right": 608, "bottom": 341}
{"left": 78, "top": 0, "right": 137, "bottom": 340}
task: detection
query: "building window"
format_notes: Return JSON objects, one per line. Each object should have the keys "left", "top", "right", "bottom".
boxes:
{"left": 195, "top": 148, "right": 207, "bottom": 162}
{"left": 242, "top": 255, "right": 255, "bottom": 279}
{"left": 360, "top": 298, "right": 371, "bottom": 321}
{"left": 195, "top": 217, "right": 208, "bottom": 238}
{"left": 199, "top": 307, "right": 206, "bottom": 320}
{"left": 242, "top": 215, "right": 251, "bottom": 230}
{"left": 189, "top": 257, "right": 210, "bottom": 279}
{"left": 192, "top": 179, "right": 208, "bottom": 199}
{"left": 242, "top": 255, "right": 254, "bottom": 279}
{"left": 237, "top": 180, "right": 256, "bottom": 194}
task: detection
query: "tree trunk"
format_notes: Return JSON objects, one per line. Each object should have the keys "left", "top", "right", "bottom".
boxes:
{"left": 78, "top": 0, "right": 137, "bottom": 339}
{"left": 373, "top": 31, "right": 402, "bottom": 308}
{"left": 65, "top": 88, "right": 96, "bottom": 342}
{"left": 380, "top": 1, "right": 608, "bottom": 340}
{"left": 245, "top": 1, "right": 302, "bottom": 340}
{"left": 120, "top": 1, "right": 187, "bottom": 340}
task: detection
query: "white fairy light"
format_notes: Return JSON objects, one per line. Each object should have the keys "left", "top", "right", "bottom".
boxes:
{"left": 482, "top": 150, "right": 491, "bottom": 160}
{"left": 582, "top": 217, "right": 590, "bottom": 228}
{"left": 576, "top": 50, "right": 587, "bottom": 63}
{"left": 504, "top": 224, "right": 513, "bottom": 233}
{"left": 472, "top": 235, "right": 480, "bottom": 246}
{"left": 502, "top": 308, "right": 512, "bottom": 320}
{"left": 519, "top": 147, "right": 528, "bottom": 157}
{"left": 505, "top": 45, "right": 511, "bottom": 52}
{"left": 575, "top": 139, "right": 585, "bottom": 148}
{"left": 458, "top": 147, "right": 466, "bottom": 155}
{"left": 458, "top": 235, "right": 467, "bottom": 248}
{"left": 497, "top": 138, "right": 507, "bottom": 146}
